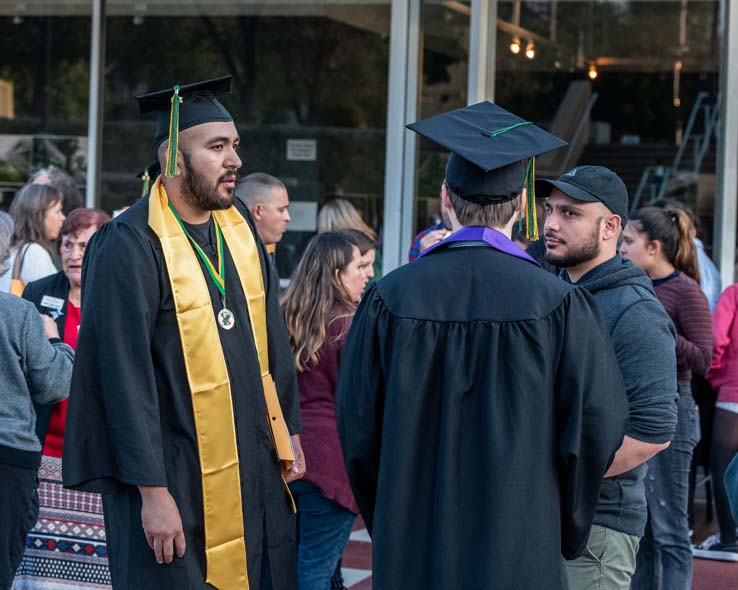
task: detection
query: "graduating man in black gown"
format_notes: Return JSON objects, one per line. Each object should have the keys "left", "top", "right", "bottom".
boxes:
{"left": 335, "top": 102, "right": 630, "bottom": 590}
{"left": 63, "top": 77, "right": 304, "bottom": 590}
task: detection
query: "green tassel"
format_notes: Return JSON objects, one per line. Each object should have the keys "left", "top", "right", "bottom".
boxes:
{"left": 525, "top": 157, "right": 538, "bottom": 241}
{"left": 165, "top": 85, "right": 182, "bottom": 178}
{"left": 484, "top": 121, "right": 533, "bottom": 138}
{"left": 141, "top": 171, "right": 150, "bottom": 197}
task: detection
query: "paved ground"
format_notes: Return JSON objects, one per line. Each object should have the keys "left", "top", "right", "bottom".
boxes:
{"left": 341, "top": 499, "right": 738, "bottom": 589}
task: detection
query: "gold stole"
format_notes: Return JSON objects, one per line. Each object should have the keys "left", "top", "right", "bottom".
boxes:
{"left": 148, "top": 177, "right": 295, "bottom": 590}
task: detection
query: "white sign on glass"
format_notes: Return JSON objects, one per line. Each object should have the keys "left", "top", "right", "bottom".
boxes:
{"left": 286, "top": 139, "right": 317, "bottom": 161}
{"left": 288, "top": 201, "right": 318, "bottom": 232}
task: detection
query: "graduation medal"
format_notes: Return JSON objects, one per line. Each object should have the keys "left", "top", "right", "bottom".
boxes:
{"left": 217, "top": 305, "right": 234, "bottom": 330}
{"left": 167, "top": 202, "right": 233, "bottom": 330}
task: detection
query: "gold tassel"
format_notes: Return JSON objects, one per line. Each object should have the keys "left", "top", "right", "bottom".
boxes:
{"left": 525, "top": 157, "right": 539, "bottom": 241}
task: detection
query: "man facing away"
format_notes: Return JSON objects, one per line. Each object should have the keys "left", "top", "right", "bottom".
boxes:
{"left": 335, "top": 102, "right": 630, "bottom": 590}
{"left": 236, "top": 173, "right": 291, "bottom": 248}
{"left": 62, "top": 77, "right": 305, "bottom": 590}
{"left": 540, "top": 166, "right": 678, "bottom": 590}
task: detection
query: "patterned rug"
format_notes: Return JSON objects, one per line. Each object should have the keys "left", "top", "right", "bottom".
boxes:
{"left": 13, "top": 456, "right": 111, "bottom": 589}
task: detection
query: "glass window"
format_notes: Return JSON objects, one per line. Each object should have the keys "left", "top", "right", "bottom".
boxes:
{"left": 0, "top": 10, "right": 91, "bottom": 209}
{"left": 494, "top": 0, "right": 721, "bottom": 251}
{"left": 411, "top": 0, "right": 471, "bottom": 256}
{"left": 101, "top": 2, "right": 390, "bottom": 279}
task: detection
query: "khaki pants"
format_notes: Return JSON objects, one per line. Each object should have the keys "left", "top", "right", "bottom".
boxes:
{"left": 561, "top": 524, "right": 640, "bottom": 590}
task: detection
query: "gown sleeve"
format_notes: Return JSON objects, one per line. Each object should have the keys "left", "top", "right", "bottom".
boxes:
{"left": 555, "top": 287, "right": 629, "bottom": 559}
{"left": 62, "top": 221, "right": 167, "bottom": 493}
{"left": 335, "top": 283, "right": 387, "bottom": 534}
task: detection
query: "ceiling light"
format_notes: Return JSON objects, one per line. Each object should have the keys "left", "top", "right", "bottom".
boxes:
{"left": 525, "top": 42, "right": 535, "bottom": 60}
{"left": 588, "top": 64, "right": 598, "bottom": 80}
{"left": 510, "top": 38, "right": 521, "bottom": 55}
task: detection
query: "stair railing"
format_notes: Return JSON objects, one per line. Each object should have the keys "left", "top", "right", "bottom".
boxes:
{"left": 632, "top": 92, "right": 719, "bottom": 209}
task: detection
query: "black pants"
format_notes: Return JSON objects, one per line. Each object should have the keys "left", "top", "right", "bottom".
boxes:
{"left": 0, "top": 463, "right": 39, "bottom": 590}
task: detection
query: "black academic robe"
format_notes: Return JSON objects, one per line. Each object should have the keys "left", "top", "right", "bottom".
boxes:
{"left": 336, "top": 242, "right": 629, "bottom": 590}
{"left": 62, "top": 196, "right": 301, "bottom": 590}
{"left": 23, "top": 271, "right": 71, "bottom": 447}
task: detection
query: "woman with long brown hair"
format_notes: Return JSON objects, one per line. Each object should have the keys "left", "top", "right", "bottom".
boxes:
{"left": 621, "top": 205, "right": 712, "bottom": 590}
{"left": 0, "top": 184, "right": 65, "bottom": 294}
{"left": 281, "top": 232, "right": 368, "bottom": 590}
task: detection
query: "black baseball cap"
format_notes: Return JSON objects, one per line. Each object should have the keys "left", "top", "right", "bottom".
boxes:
{"left": 407, "top": 102, "right": 567, "bottom": 204}
{"left": 536, "top": 165, "right": 629, "bottom": 225}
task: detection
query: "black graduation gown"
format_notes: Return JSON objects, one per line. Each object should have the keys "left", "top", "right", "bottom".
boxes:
{"left": 335, "top": 243, "right": 629, "bottom": 590}
{"left": 22, "top": 271, "right": 71, "bottom": 447}
{"left": 62, "top": 196, "right": 301, "bottom": 590}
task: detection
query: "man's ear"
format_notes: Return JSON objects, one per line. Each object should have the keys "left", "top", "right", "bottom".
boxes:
{"left": 440, "top": 182, "right": 452, "bottom": 211}
{"left": 602, "top": 213, "right": 622, "bottom": 242}
{"left": 252, "top": 202, "right": 263, "bottom": 221}
{"left": 517, "top": 189, "right": 527, "bottom": 217}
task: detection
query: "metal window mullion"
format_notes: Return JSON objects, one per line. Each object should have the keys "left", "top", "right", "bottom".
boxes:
{"left": 382, "top": 0, "right": 421, "bottom": 273}
{"left": 399, "top": 0, "right": 421, "bottom": 263}
{"left": 715, "top": 0, "right": 738, "bottom": 289}
{"left": 85, "top": 0, "right": 106, "bottom": 208}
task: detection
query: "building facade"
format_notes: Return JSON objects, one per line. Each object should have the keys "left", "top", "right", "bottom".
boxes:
{"left": 0, "top": 0, "right": 736, "bottom": 282}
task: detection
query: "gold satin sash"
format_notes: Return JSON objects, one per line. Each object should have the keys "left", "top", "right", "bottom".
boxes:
{"left": 148, "top": 178, "right": 294, "bottom": 589}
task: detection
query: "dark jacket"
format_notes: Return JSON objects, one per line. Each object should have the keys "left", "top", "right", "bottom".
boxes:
{"left": 564, "top": 255, "right": 678, "bottom": 537}
{"left": 22, "top": 271, "right": 71, "bottom": 447}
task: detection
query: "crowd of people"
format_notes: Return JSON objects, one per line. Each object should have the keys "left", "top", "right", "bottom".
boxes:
{"left": 0, "top": 75, "right": 737, "bottom": 590}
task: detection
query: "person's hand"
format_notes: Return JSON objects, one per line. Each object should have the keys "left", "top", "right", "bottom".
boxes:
{"left": 283, "top": 434, "right": 306, "bottom": 483}
{"left": 419, "top": 229, "right": 448, "bottom": 253}
{"left": 138, "top": 486, "right": 186, "bottom": 564}
{"left": 41, "top": 314, "right": 60, "bottom": 339}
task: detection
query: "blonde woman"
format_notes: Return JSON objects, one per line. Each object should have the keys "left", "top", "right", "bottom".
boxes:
{"left": 281, "top": 232, "right": 368, "bottom": 590}
{"left": 317, "top": 198, "right": 380, "bottom": 278}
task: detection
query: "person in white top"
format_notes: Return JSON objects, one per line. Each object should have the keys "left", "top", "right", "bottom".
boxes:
{"left": 0, "top": 184, "right": 65, "bottom": 293}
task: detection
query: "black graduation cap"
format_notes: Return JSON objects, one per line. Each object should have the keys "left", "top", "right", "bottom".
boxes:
{"left": 136, "top": 76, "right": 234, "bottom": 177}
{"left": 407, "top": 102, "right": 567, "bottom": 239}
{"left": 137, "top": 161, "right": 161, "bottom": 197}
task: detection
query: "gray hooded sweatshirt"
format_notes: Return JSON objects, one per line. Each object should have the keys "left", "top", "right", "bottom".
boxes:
{"left": 0, "top": 293, "right": 73, "bottom": 466}
{"left": 563, "top": 255, "right": 678, "bottom": 537}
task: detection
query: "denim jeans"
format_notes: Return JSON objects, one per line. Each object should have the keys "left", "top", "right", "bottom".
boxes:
{"left": 290, "top": 480, "right": 356, "bottom": 590}
{"left": 633, "top": 385, "right": 700, "bottom": 590}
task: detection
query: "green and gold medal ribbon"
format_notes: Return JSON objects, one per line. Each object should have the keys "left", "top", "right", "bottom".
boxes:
{"left": 167, "top": 201, "right": 226, "bottom": 298}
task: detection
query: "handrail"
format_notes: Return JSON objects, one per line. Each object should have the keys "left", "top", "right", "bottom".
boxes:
{"left": 633, "top": 92, "right": 719, "bottom": 209}
{"left": 632, "top": 167, "right": 655, "bottom": 211}
{"left": 631, "top": 166, "right": 672, "bottom": 212}
{"left": 695, "top": 93, "right": 721, "bottom": 172}
{"left": 671, "top": 91, "right": 709, "bottom": 175}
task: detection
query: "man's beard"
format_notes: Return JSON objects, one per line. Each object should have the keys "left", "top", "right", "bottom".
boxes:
{"left": 180, "top": 152, "right": 236, "bottom": 211}
{"left": 544, "top": 220, "right": 602, "bottom": 268}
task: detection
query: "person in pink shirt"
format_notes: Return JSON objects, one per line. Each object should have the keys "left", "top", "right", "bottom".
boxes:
{"left": 702, "top": 284, "right": 738, "bottom": 557}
